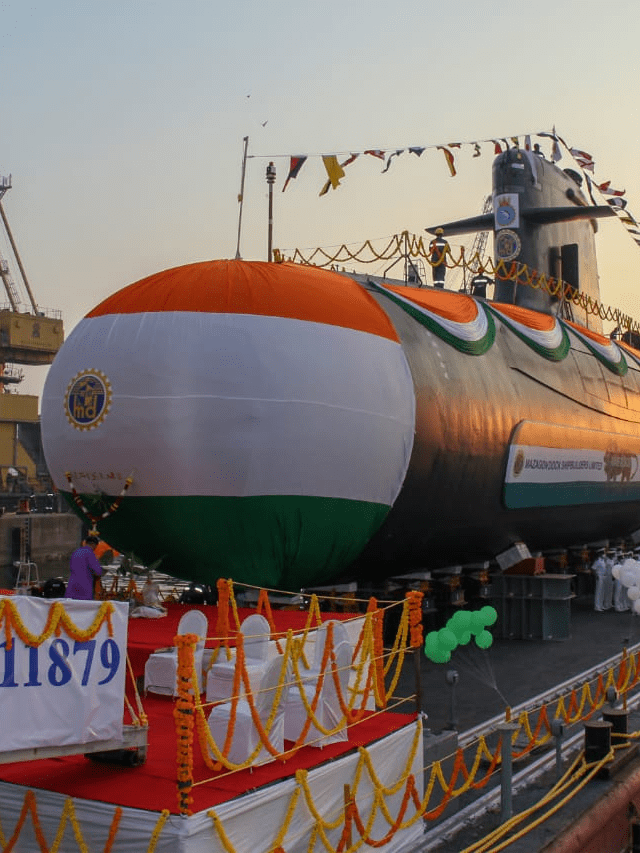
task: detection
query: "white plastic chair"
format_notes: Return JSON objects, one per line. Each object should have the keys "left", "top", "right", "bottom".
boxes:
{"left": 207, "top": 654, "right": 290, "bottom": 765}
{"left": 206, "top": 613, "right": 271, "bottom": 701}
{"left": 302, "top": 620, "right": 350, "bottom": 683}
{"left": 144, "top": 609, "right": 208, "bottom": 696}
{"left": 284, "top": 641, "right": 352, "bottom": 747}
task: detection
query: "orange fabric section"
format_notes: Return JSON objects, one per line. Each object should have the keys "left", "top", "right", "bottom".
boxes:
{"left": 565, "top": 321, "right": 612, "bottom": 346}
{"left": 86, "top": 261, "right": 399, "bottom": 341}
{"left": 617, "top": 340, "right": 640, "bottom": 357}
{"left": 385, "top": 285, "right": 478, "bottom": 323}
{"left": 491, "top": 303, "right": 556, "bottom": 332}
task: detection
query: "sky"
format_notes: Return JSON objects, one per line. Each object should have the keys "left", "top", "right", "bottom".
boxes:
{"left": 1, "top": 0, "right": 640, "bottom": 399}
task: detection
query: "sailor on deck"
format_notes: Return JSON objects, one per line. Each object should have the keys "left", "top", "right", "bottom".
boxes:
{"left": 592, "top": 547, "right": 613, "bottom": 612}
{"left": 429, "top": 228, "right": 449, "bottom": 288}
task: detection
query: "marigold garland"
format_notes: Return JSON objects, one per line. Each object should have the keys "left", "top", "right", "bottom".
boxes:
{"left": 64, "top": 471, "right": 134, "bottom": 526}
{"left": 284, "top": 231, "right": 640, "bottom": 335}
{"left": 0, "top": 599, "right": 115, "bottom": 651}
{"left": 405, "top": 590, "right": 424, "bottom": 649}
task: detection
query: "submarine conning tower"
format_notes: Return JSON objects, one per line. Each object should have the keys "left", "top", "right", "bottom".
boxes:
{"left": 492, "top": 148, "right": 603, "bottom": 328}
{"left": 427, "top": 149, "right": 616, "bottom": 332}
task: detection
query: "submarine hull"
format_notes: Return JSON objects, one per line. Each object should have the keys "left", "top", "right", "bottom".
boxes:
{"left": 355, "top": 285, "right": 640, "bottom": 578}
{"left": 40, "top": 260, "right": 640, "bottom": 590}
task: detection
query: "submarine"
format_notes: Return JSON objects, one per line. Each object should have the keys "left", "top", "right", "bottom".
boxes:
{"left": 40, "top": 147, "right": 640, "bottom": 590}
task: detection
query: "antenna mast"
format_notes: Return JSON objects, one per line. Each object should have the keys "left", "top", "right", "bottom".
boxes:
{"left": 235, "top": 136, "right": 249, "bottom": 260}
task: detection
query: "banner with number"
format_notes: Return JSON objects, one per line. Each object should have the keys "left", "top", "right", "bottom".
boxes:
{"left": 0, "top": 597, "right": 128, "bottom": 753}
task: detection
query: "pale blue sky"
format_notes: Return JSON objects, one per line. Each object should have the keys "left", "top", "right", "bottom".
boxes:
{"left": 1, "top": 0, "right": 639, "bottom": 395}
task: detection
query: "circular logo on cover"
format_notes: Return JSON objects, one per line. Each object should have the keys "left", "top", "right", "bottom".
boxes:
{"left": 65, "top": 370, "right": 112, "bottom": 431}
{"left": 495, "top": 229, "right": 521, "bottom": 262}
{"left": 496, "top": 204, "right": 516, "bottom": 227}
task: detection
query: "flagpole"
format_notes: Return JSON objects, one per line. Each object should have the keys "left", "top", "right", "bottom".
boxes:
{"left": 235, "top": 136, "right": 249, "bottom": 260}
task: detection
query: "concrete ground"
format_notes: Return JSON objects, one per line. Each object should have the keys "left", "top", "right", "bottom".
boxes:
{"left": 393, "top": 591, "right": 640, "bottom": 733}
{"left": 388, "top": 591, "right": 640, "bottom": 851}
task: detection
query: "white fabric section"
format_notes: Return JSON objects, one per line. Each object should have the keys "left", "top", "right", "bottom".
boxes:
{"left": 0, "top": 784, "right": 182, "bottom": 853}
{"left": 378, "top": 284, "right": 489, "bottom": 342}
{"left": 207, "top": 655, "right": 290, "bottom": 765}
{"left": 42, "top": 312, "right": 416, "bottom": 505}
{"left": 491, "top": 308, "right": 565, "bottom": 349}
{"left": 283, "top": 641, "right": 352, "bottom": 746}
{"left": 0, "top": 720, "right": 422, "bottom": 853}
{"left": 144, "top": 609, "right": 208, "bottom": 695}
{"left": 566, "top": 325, "right": 624, "bottom": 365}
{"left": 206, "top": 613, "right": 270, "bottom": 701}
{"left": 0, "top": 598, "right": 128, "bottom": 752}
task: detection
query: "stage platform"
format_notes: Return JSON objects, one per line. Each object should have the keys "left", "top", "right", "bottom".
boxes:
{"left": 0, "top": 599, "right": 424, "bottom": 852}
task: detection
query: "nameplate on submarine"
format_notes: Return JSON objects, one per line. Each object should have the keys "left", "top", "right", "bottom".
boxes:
{"left": 504, "top": 421, "right": 640, "bottom": 509}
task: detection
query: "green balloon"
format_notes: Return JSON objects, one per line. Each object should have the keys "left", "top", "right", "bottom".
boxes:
{"left": 431, "top": 648, "right": 451, "bottom": 664}
{"left": 480, "top": 605, "right": 498, "bottom": 626}
{"left": 438, "top": 627, "right": 458, "bottom": 652}
{"left": 449, "top": 610, "right": 472, "bottom": 638}
{"left": 424, "top": 632, "right": 440, "bottom": 661}
{"left": 470, "top": 611, "right": 486, "bottom": 634}
{"left": 458, "top": 630, "right": 472, "bottom": 646}
{"left": 475, "top": 629, "right": 493, "bottom": 649}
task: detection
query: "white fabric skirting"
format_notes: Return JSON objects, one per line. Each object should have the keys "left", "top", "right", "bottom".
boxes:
{"left": 0, "top": 720, "right": 424, "bottom": 853}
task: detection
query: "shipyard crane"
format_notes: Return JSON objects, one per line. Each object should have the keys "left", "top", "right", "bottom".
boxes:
{"left": 0, "top": 175, "right": 64, "bottom": 506}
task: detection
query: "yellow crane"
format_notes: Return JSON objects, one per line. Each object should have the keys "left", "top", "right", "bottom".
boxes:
{"left": 0, "top": 175, "right": 63, "bottom": 502}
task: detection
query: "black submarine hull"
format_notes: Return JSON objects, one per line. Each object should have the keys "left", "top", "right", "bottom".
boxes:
{"left": 353, "top": 285, "right": 640, "bottom": 578}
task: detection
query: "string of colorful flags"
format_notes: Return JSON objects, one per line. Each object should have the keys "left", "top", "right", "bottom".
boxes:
{"left": 251, "top": 129, "right": 640, "bottom": 251}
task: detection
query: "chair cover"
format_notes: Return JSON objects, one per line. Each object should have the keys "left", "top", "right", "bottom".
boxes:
{"left": 207, "top": 653, "right": 290, "bottom": 765}
{"left": 284, "top": 641, "right": 352, "bottom": 747}
{"left": 300, "top": 620, "right": 350, "bottom": 684}
{"left": 144, "top": 609, "right": 208, "bottom": 695}
{"left": 206, "top": 613, "right": 270, "bottom": 701}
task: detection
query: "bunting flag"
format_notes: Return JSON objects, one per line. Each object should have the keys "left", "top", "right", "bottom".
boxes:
{"left": 597, "top": 181, "right": 626, "bottom": 197}
{"left": 570, "top": 148, "right": 595, "bottom": 172}
{"left": 319, "top": 155, "right": 345, "bottom": 196}
{"left": 282, "top": 156, "right": 308, "bottom": 192}
{"left": 263, "top": 129, "right": 640, "bottom": 260}
{"left": 382, "top": 150, "right": 404, "bottom": 173}
{"left": 437, "top": 146, "right": 457, "bottom": 176}
{"left": 607, "top": 197, "right": 628, "bottom": 210}
{"left": 539, "top": 130, "right": 563, "bottom": 162}
{"left": 318, "top": 154, "right": 359, "bottom": 196}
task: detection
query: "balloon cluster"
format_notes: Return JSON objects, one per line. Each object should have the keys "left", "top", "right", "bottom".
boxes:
{"left": 613, "top": 554, "right": 640, "bottom": 613}
{"left": 424, "top": 606, "right": 498, "bottom": 663}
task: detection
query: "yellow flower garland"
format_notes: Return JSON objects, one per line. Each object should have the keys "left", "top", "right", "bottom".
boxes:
{"left": 0, "top": 599, "right": 115, "bottom": 650}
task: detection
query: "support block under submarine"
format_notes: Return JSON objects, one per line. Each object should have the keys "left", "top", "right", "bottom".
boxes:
{"left": 39, "top": 149, "right": 640, "bottom": 591}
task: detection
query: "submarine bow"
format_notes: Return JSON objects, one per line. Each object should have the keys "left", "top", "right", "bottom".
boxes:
{"left": 40, "top": 260, "right": 416, "bottom": 590}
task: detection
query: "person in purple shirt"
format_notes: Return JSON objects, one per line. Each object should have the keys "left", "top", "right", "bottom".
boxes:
{"left": 67, "top": 535, "right": 103, "bottom": 600}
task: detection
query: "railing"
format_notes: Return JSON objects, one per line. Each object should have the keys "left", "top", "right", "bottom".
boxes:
{"left": 275, "top": 231, "right": 640, "bottom": 335}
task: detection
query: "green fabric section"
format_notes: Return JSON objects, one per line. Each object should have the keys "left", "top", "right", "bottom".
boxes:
{"left": 560, "top": 321, "right": 628, "bottom": 376}
{"left": 368, "top": 280, "right": 496, "bottom": 355}
{"left": 60, "top": 491, "right": 390, "bottom": 591}
{"left": 504, "top": 480, "right": 640, "bottom": 509}
{"left": 487, "top": 306, "right": 571, "bottom": 362}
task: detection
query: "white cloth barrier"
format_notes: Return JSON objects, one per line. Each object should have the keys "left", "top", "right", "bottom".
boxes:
{"left": 0, "top": 719, "right": 423, "bottom": 853}
{"left": 0, "top": 597, "right": 128, "bottom": 753}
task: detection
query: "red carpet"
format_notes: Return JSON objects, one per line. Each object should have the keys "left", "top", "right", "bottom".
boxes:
{"left": 0, "top": 692, "right": 415, "bottom": 814}
{"left": 126, "top": 602, "right": 354, "bottom": 678}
